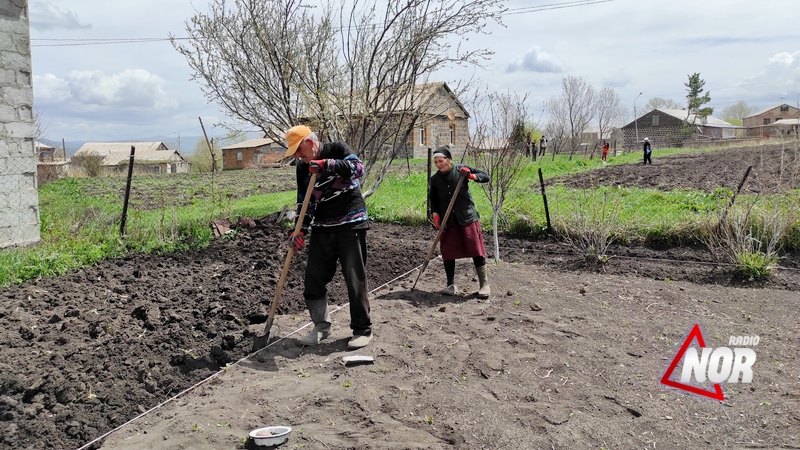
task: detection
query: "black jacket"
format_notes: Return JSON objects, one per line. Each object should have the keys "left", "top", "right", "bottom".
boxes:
{"left": 295, "top": 141, "right": 368, "bottom": 233}
{"left": 428, "top": 164, "right": 489, "bottom": 226}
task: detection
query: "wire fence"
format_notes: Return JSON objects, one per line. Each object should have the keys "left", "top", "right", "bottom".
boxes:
{"left": 1, "top": 144, "right": 40, "bottom": 249}
{"left": 3, "top": 143, "right": 799, "bottom": 264}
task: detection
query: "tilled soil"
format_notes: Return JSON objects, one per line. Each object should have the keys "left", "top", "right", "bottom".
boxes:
{"left": 558, "top": 142, "right": 800, "bottom": 193}
{"left": 2, "top": 144, "right": 800, "bottom": 449}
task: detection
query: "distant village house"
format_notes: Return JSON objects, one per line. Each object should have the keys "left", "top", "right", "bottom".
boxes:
{"left": 743, "top": 104, "right": 800, "bottom": 138}
{"left": 295, "top": 82, "right": 469, "bottom": 160}
{"left": 221, "top": 137, "right": 284, "bottom": 170}
{"left": 73, "top": 142, "right": 189, "bottom": 175}
{"left": 36, "top": 141, "right": 69, "bottom": 184}
{"left": 621, "top": 108, "right": 742, "bottom": 148}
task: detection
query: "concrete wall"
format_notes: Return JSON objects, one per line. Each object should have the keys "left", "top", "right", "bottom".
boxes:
{"left": 0, "top": 0, "right": 40, "bottom": 248}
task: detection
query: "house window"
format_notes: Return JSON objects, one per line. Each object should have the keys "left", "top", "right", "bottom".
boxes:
{"left": 449, "top": 124, "right": 455, "bottom": 144}
{"left": 780, "top": 106, "right": 789, "bottom": 112}
{"left": 419, "top": 127, "right": 426, "bottom": 145}
{"left": 652, "top": 115, "right": 660, "bottom": 126}
{"left": 763, "top": 118, "right": 771, "bottom": 125}
{"left": 236, "top": 152, "right": 243, "bottom": 161}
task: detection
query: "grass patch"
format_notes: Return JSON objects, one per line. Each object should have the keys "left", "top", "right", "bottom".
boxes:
{"left": 2, "top": 145, "right": 797, "bottom": 286}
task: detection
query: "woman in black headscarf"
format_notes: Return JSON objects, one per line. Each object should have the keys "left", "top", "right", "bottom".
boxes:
{"left": 428, "top": 145, "right": 491, "bottom": 299}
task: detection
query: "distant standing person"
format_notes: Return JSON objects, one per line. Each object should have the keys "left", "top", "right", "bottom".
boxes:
{"left": 531, "top": 140, "right": 538, "bottom": 161}
{"left": 539, "top": 136, "right": 547, "bottom": 156}
{"left": 428, "top": 145, "right": 491, "bottom": 299}
{"left": 601, "top": 141, "right": 610, "bottom": 162}
{"left": 643, "top": 137, "right": 652, "bottom": 165}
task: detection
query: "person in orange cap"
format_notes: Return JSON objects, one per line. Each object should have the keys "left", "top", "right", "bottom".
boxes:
{"left": 284, "top": 125, "right": 372, "bottom": 350}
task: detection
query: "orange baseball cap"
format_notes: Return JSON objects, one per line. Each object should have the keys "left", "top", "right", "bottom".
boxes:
{"left": 285, "top": 125, "right": 312, "bottom": 157}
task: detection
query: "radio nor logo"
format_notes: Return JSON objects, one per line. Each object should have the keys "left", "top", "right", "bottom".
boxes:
{"left": 660, "top": 324, "right": 758, "bottom": 401}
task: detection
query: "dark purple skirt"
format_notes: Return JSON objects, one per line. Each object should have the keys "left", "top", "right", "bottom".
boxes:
{"left": 440, "top": 220, "right": 487, "bottom": 260}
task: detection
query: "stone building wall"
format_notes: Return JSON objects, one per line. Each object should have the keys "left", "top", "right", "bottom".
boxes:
{"left": 621, "top": 110, "right": 685, "bottom": 149}
{"left": 0, "top": 0, "right": 40, "bottom": 248}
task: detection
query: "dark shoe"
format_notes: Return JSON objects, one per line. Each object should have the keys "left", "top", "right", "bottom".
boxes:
{"left": 347, "top": 333, "right": 372, "bottom": 350}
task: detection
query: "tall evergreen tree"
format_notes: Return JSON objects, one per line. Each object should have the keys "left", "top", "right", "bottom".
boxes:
{"left": 685, "top": 73, "right": 713, "bottom": 122}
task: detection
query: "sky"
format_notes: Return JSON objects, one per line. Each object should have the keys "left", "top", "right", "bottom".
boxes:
{"left": 29, "top": 0, "right": 800, "bottom": 149}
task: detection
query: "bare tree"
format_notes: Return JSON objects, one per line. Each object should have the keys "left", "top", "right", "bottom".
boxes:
{"left": 469, "top": 90, "right": 529, "bottom": 262}
{"left": 595, "top": 87, "right": 624, "bottom": 143}
{"left": 545, "top": 75, "right": 596, "bottom": 159}
{"left": 190, "top": 139, "right": 222, "bottom": 173}
{"left": 544, "top": 121, "right": 567, "bottom": 161}
{"left": 643, "top": 97, "right": 682, "bottom": 111}
{"left": 173, "top": 0, "right": 504, "bottom": 196}
{"left": 34, "top": 108, "right": 50, "bottom": 146}
{"left": 722, "top": 101, "right": 758, "bottom": 124}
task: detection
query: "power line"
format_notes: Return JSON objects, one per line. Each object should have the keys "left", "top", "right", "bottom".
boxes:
{"left": 30, "top": 0, "right": 616, "bottom": 47}
{"left": 504, "top": 0, "right": 614, "bottom": 15}
{"left": 31, "top": 37, "right": 191, "bottom": 47}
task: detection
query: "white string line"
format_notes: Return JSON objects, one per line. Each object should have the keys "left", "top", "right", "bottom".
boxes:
{"left": 76, "top": 261, "right": 427, "bottom": 450}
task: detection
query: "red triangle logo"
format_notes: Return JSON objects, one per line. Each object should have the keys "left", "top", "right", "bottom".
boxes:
{"left": 660, "top": 324, "right": 725, "bottom": 401}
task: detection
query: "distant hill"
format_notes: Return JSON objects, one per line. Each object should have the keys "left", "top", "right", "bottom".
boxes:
{"left": 39, "top": 139, "right": 84, "bottom": 157}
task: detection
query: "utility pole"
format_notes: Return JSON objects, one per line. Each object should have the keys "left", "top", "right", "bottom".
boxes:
{"left": 634, "top": 92, "right": 642, "bottom": 145}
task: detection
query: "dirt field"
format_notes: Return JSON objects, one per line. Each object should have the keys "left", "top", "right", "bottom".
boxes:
{"left": 2, "top": 145, "right": 799, "bottom": 450}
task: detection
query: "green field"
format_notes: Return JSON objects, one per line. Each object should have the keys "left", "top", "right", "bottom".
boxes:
{"left": 1, "top": 144, "right": 797, "bottom": 285}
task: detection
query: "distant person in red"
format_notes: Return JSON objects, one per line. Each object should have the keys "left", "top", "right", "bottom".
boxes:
{"left": 601, "top": 141, "right": 610, "bottom": 162}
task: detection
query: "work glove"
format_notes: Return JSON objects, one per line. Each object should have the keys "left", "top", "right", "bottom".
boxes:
{"left": 459, "top": 166, "right": 477, "bottom": 181}
{"left": 309, "top": 159, "right": 327, "bottom": 174}
{"left": 288, "top": 230, "right": 305, "bottom": 250}
{"left": 432, "top": 213, "right": 440, "bottom": 230}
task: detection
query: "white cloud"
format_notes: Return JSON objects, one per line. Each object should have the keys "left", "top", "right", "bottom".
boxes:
{"left": 29, "top": 1, "right": 90, "bottom": 31}
{"left": 33, "top": 73, "right": 71, "bottom": 103}
{"left": 735, "top": 51, "right": 800, "bottom": 105}
{"left": 748, "top": 51, "right": 800, "bottom": 82}
{"left": 70, "top": 69, "right": 175, "bottom": 109}
{"left": 505, "top": 47, "right": 565, "bottom": 74}
{"left": 602, "top": 71, "right": 632, "bottom": 89}
{"left": 36, "top": 69, "right": 178, "bottom": 112}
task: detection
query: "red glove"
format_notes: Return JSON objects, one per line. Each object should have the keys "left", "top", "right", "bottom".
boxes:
{"left": 288, "top": 230, "right": 305, "bottom": 250}
{"left": 432, "top": 213, "right": 440, "bottom": 230}
{"left": 469, "top": 173, "right": 478, "bottom": 181}
{"left": 459, "top": 166, "right": 471, "bottom": 176}
{"left": 309, "top": 159, "right": 326, "bottom": 173}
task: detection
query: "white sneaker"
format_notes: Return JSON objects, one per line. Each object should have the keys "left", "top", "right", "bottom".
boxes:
{"left": 440, "top": 284, "right": 458, "bottom": 296}
{"left": 347, "top": 334, "right": 372, "bottom": 350}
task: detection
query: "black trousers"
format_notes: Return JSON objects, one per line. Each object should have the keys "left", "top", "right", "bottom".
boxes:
{"left": 304, "top": 228, "right": 371, "bottom": 336}
{"left": 643, "top": 151, "right": 652, "bottom": 164}
{"left": 539, "top": 147, "right": 546, "bottom": 156}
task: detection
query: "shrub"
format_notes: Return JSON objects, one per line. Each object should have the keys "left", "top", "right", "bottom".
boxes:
{"left": 71, "top": 153, "right": 105, "bottom": 177}
{"left": 555, "top": 189, "right": 620, "bottom": 264}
